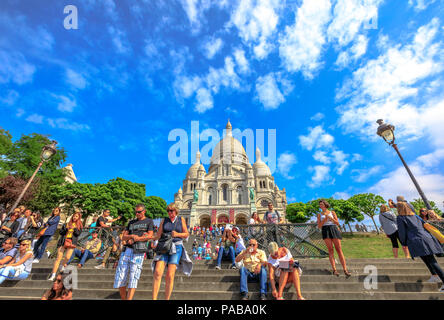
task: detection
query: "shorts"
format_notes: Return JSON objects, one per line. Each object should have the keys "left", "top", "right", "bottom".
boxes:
{"left": 158, "top": 244, "right": 183, "bottom": 265}
{"left": 113, "top": 248, "right": 145, "bottom": 289}
{"left": 322, "top": 225, "right": 342, "bottom": 240}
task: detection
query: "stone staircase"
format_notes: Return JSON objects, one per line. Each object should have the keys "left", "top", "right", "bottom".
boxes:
{"left": 0, "top": 236, "right": 443, "bottom": 300}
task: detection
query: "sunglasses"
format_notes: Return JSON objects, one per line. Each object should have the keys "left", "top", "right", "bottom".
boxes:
{"left": 55, "top": 278, "right": 62, "bottom": 283}
{"left": 167, "top": 209, "right": 175, "bottom": 213}
{"left": 135, "top": 210, "right": 144, "bottom": 214}
{"left": 20, "top": 243, "right": 27, "bottom": 246}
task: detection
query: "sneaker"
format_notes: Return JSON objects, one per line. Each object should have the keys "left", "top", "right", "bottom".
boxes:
{"left": 46, "top": 251, "right": 51, "bottom": 258}
{"left": 60, "top": 266, "right": 65, "bottom": 272}
{"left": 240, "top": 292, "right": 249, "bottom": 300}
{"left": 428, "top": 276, "right": 441, "bottom": 283}
{"left": 215, "top": 265, "right": 221, "bottom": 270}
{"left": 260, "top": 293, "right": 267, "bottom": 300}
{"left": 48, "top": 273, "right": 56, "bottom": 281}
{"left": 95, "top": 264, "right": 106, "bottom": 269}
{"left": 32, "top": 259, "right": 39, "bottom": 264}
{"left": 231, "top": 265, "right": 237, "bottom": 270}
{"left": 439, "top": 285, "right": 444, "bottom": 292}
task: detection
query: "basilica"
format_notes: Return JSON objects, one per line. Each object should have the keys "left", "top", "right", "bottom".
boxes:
{"left": 174, "top": 120, "right": 287, "bottom": 227}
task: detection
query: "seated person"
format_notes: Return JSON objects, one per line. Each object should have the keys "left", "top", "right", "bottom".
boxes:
{"left": 0, "top": 239, "right": 33, "bottom": 284}
{"left": 232, "top": 227, "right": 246, "bottom": 256}
{"left": 0, "top": 212, "right": 20, "bottom": 244}
{"left": 96, "top": 232, "right": 124, "bottom": 269}
{"left": 215, "top": 227, "right": 237, "bottom": 270}
{"left": 0, "top": 237, "right": 18, "bottom": 267}
{"left": 235, "top": 238, "right": 268, "bottom": 300}
{"left": 267, "top": 241, "right": 305, "bottom": 300}
{"left": 66, "top": 231, "right": 102, "bottom": 268}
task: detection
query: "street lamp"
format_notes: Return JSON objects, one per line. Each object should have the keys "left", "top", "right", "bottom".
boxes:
{"left": 8, "top": 140, "right": 58, "bottom": 214}
{"left": 376, "top": 119, "right": 432, "bottom": 210}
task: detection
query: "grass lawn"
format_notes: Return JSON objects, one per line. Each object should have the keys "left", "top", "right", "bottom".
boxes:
{"left": 340, "top": 233, "right": 408, "bottom": 259}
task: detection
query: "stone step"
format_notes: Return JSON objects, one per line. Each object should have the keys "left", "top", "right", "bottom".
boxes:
{"left": 1, "top": 279, "right": 441, "bottom": 292}
{"left": 17, "top": 273, "right": 440, "bottom": 283}
{"left": 0, "top": 287, "right": 442, "bottom": 300}
{"left": 27, "top": 267, "right": 435, "bottom": 276}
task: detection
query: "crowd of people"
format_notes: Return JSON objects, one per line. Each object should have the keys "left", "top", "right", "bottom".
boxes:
{"left": 0, "top": 195, "right": 443, "bottom": 300}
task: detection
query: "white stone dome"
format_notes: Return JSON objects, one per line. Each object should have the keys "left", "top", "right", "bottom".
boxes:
{"left": 209, "top": 120, "right": 249, "bottom": 171}
{"left": 253, "top": 148, "right": 271, "bottom": 177}
{"left": 186, "top": 150, "right": 202, "bottom": 178}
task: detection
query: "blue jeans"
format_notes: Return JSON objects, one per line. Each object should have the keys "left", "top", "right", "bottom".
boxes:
{"left": 68, "top": 248, "right": 94, "bottom": 266}
{"left": 0, "top": 266, "right": 30, "bottom": 284}
{"left": 216, "top": 246, "right": 235, "bottom": 266}
{"left": 33, "top": 235, "right": 52, "bottom": 260}
{"left": 239, "top": 266, "right": 267, "bottom": 294}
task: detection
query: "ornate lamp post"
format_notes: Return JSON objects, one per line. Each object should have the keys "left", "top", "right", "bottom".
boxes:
{"left": 8, "top": 140, "right": 58, "bottom": 214}
{"left": 376, "top": 119, "right": 431, "bottom": 210}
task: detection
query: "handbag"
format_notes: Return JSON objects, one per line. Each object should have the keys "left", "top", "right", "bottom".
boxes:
{"left": 154, "top": 234, "right": 173, "bottom": 255}
{"left": 63, "top": 238, "right": 76, "bottom": 249}
{"left": 424, "top": 223, "right": 444, "bottom": 244}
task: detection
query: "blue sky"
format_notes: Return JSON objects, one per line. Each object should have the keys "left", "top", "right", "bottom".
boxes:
{"left": 1, "top": 0, "right": 444, "bottom": 223}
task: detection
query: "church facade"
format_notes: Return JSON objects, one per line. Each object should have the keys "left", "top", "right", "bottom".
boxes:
{"left": 174, "top": 120, "right": 287, "bottom": 227}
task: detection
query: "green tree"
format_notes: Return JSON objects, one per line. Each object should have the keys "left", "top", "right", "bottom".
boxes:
{"left": 330, "top": 199, "right": 364, "bottom": 233}
{"left": 286, "top": 202, "right": 311, "bottom": 223}
{"left": 410, "top": 198, "right": 443, "bottom": 216}
{"left": 349, "top": 193, "right": 386, "bottom": 234}
{"left": 0, "top": 128, "right": 13, "bottom": 178}
{"left": 0, "top": 133, "right": 67, "bottom": 215}
{"left": 144, "top": 196, "right": 168, "bottom": 219}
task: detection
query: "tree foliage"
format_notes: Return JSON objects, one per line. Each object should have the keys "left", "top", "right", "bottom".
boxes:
{"left": 349, "top": 193, "right": 385, "bottom": 234}
{"left": 410, "top": 198, "right": 443, "bottom": 216}
{"left": 286, "top": 202, "right": 311, "bottom": 223}
{"left": 329, "top": 199, "right": 364, "bottom": 233}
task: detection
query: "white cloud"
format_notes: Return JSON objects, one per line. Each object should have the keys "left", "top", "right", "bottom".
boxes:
{"left": 203, "top": 37, "right": 224, "bottom": 59}
{"left": 0, "top": 90, "right": 19, "bottom": 106}
{"left": 233, "top": 48, "right": 249, "bottom": 74}
{"left": 0, "top": 50, "right": 36, "bottom": 85}
{"left": 351, "top": 165, "right": 383, "bottom": 182}
{"left": 229, "top": 0, "right": 282, "bottom": 59}
{"left": 47, "top": 118, "right": 90, "bottom": 131}
{"left": 66, "top": 69, "right": 87, "bottom": 90}
{"left": 336, "top": 19, "right": 443, "bottom": 142}
{"left": 206, "top": 56, "right": 241, "bottom": 94}
{"left": 174, "top": 75, "right": 202, "bottom": 100}
{"left": 310, "top": 112, "right": 325, "bottom": 121}
{"left": 255, "top": 73, "right": 285, "bottom": 110}
{"left": 108, "top": 26, "right": 131, "bottom": 54}
{"left": 299, "top": 126, "right": 335, "bottom": 151}
{"left": 279, "top": 0, "right": 331, "bottom": 78}
{"left": 53, "top": 95, "right": 77, "bottom": 113}
{"left": 331, "top": 150, "right": 349, "bottom": 175}
{"left": 313, "top": 150, "right": 331, "bottom": 164}
{"left": 327, "top": 0, "right": 382, "bottom": 47}
{"left": 25, "top": 114, "right": 44, "bottom": 124}
{"left": 335, "top": 35, "right": 369, "bottom": 69}
{"left": 16, "top": 108, "right": 25, "bottom": 118}
{"left": 351, "top": 153, "right": 363, "bottom": 162}
{"left": 332, "top": 191, "right": 351, "bottom": 200}
{"left": 308, "top": 165, "right": 331, "bottom": 188}
{"left": 195, "top": 87, "right": 213, "bottom": 113}
{"left": 277, "top": 152, "right": 297, "bottom": 179}
{"left": 408, "top": 0, "right": 436, "bottom": 11}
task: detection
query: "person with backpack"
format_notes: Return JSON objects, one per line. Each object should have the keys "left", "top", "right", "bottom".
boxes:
{"left": 379, "top": 205, "right": 410, "bottom": 259}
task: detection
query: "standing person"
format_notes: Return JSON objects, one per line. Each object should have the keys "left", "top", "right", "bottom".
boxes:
{"left": 396, "top": 196, "right": 416, "bottom": 214}
{"left": 267, "top": 242, "right": 304, "bottom": 300}
{"left": 41, "top": 272, "right": 73, "bottom": 300}
{"left": 388, "top": 199, "right": 398, "bottom": 216}
{"left": 378, "top": 205, "right": 410, "bottom": 258}
{"left": 235, "top": 238, "right": 268, "bottom": 300}
{"left": 317, "top": 200, "right": 351, "bottom": 277}
{"left": 48, "top": 212, "right": 83, "bottom": 281}
{"left": 0, "top": 239, "right": 33, "bottom": 284}
{"left": 264, "top": 203, "right": 282, "bottom": 244}
{"left": 33, "top": 207, "right": 61, "bottom": 263}
{"left": 152, "top": 203, "right": 191, "bottom": 300}
{"left": 397, "top": 202, "right": 444, "bottom": 290}
{"left": 114, "top": 204, "right": 153, "bottom": 300}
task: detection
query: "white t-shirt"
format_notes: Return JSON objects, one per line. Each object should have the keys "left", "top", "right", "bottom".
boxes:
{"left": 248, "top": 218, "right": 256, "bottom": 225}
{"left": 267, "top": 249, "right": 293, "bottom": 277}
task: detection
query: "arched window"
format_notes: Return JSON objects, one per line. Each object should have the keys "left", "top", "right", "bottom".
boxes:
{"left": 208, "top": 194, "right": 212, "bottom": 205}
{"left": 222, "top": 185, "right": 228, "bottom": 201}
{"left": 208, "top": 187, "right": 213, "bottom": 205}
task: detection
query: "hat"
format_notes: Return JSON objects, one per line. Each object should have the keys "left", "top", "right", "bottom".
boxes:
{"left": 396, "top": 196, "right": 405, "bottom": 202}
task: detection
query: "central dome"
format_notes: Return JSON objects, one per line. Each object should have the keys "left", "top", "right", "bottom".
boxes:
{"left": 209, "top": 120, "right": 249, "bottom": 171}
